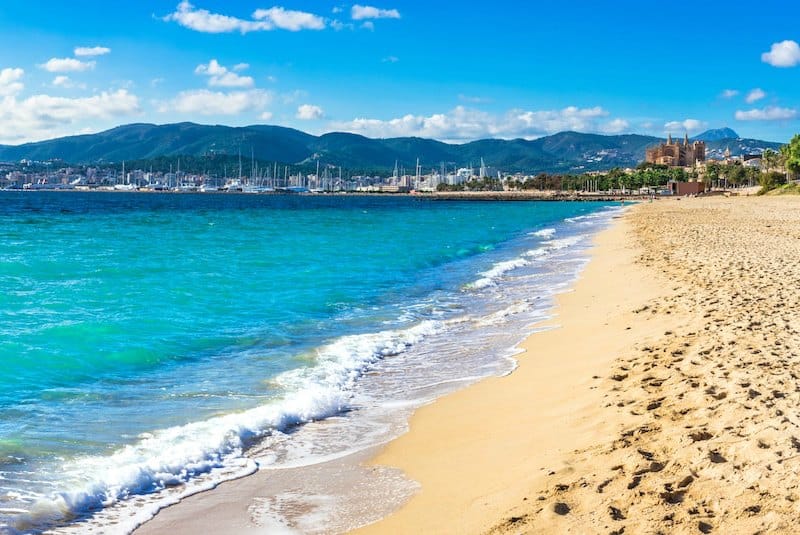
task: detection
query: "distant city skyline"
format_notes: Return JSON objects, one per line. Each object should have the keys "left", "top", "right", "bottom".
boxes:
{"left": 0, "top": 1, "right": 798, "bottom": 145}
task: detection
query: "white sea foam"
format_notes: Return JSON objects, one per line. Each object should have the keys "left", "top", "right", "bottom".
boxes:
{"left": 529, "top": 228, "right": 556, "bottom": 238}
{"left": 467, "top": 257, "right": 530, "bottom": 289}
{"left": 18, "top": 206, "right": 621, "bottom": 535}
{"left": 565, "top": 206, "right": 623, "bottom": 225}
{"left": 11, "top": 321, "right": 442, "bottom": 534}
{"left": 474, "top": 301, "right": 532, "bottom": 326}
{"left": 543, "top": 236, "right": 584, "bottom": 250}
{"left": 524, "top": 247, "right": 548, "bottom": 258}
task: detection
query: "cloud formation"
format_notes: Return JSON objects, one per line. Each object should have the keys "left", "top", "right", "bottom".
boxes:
{"left": 296, "top": 104, "right": 324, "bottom": 120}
{"left": 664, "top": 119, "right": 707, "bottom": 134}
{"left": 720, "top": 89, "right": 739, "bottom": 99}
{"left": 0, "top": 89, "right": 140, "bottom": 143}
{"left": 252, "top": 7, "right": 325, "bottom": 31}
{"left": 761, "top": 40, "right": 800, "bottom": 67}
{"left": 52, "top": 75, "right": 86, "bottom": 89}
{"left": 159, "top": 89, "right": 272, "bottom": 115}
{"left": 601, "top": 118, "right": 630, "bottom": 134}
{"left": 195, "top": 59, "right": 254, "bottom": 88}
{"left": 735, "top": 106, "right": 798, "bottom": 121}
{"left": 329, "top": 105, "right": 620, "bottom": 142}
{"left": 351, "top": 5, "right": 400, "bottom": 20}
{"left": 74, "top": 46, "right": 111, "bottom": 57}
{"left": 164, "top": 1, "right": 324, "bottom": 33}
{"left": 745, "top": 88, "right": 766, "bottom": 104}
{"left": 39, "top": 58, "right": 96, "bottom": 73}
{"left": 0, "top": 67, "right": 24, "bottom": 96}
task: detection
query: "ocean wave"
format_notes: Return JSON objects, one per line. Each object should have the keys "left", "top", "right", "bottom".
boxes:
{"left": 10, "top": 321, "right": 442, "bottom": 534}
{"left": 474, "top": 300, "right": 533, "bottom": 326}
{"left": 565, "top": 206, "right": 623, "bottom": 225}
{"left": 542, "top": 236, "right": 584, "bottom": 250}
{"left": 466, "top": 257, "right": 530, "bottom": 290}
{"left": 529, "top": 228, "right": 556, "bottom": 238}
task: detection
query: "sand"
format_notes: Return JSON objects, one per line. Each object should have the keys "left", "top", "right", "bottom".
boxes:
{"left": 139, "top": 196, "right": 800, "bottom": 534}
{"left": 355, "top": 202, "right": 671, "bottom": 534}
{"left": 362, "top": 196, "right": 800, "bottom": 534}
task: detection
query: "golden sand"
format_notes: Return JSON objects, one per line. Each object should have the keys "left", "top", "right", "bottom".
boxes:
{"left": 364, "top": 196, "right": 800, "bottom": 534}
{"left": 140, "top": 196, "right": 800, "bottom": 534}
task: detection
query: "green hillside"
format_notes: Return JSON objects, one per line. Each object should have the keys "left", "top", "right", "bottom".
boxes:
{"left": 0, "top": 122, "right": 783, "bottom": 174}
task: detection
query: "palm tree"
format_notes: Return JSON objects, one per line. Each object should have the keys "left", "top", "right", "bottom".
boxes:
{"left": 779, "top": 145, "right": 791, "bottom": 182}
{"left": 762, "top": 148, "right": 778, "bottom": 173}
{"left": 782, "top": 134, "right": 800, "bottom": 181}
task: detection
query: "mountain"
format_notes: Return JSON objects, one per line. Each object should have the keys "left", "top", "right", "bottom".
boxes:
{"left": 0, "top": 122, "right": 783, "bottom": 174}
{"left": 703, "top": 137, "right": 784, "bottom": 160}
{"left": 692, "top": 128, "right": 739, "bottom": 142}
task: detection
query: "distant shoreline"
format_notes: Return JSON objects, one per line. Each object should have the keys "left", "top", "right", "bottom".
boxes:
{"left": 0, "top": 188, "right": 650, "bottom": 202}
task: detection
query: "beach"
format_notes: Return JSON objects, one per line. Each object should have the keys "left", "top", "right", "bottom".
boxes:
{"left": 363, "top": 195, "right": 800, "bottom": 534}
{"left": 136, "top": 195, "right": 800, "bottom": 534}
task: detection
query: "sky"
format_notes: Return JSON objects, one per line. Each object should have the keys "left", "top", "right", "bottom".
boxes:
{"left": 0, "top": 1, "right": 799, "bottom": 145}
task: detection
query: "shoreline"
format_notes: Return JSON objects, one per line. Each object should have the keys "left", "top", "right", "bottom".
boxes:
{"left": 355, "top": 204, "right": 671, "bottom": 533}
{"left": 1, "top": 187, "right": 659, "bottom": 201}
{"left": 357, "top": 196, "right": 800, "bottom": 533}
{"left": 134, "top": 204, "right": 655, "bottom": 534}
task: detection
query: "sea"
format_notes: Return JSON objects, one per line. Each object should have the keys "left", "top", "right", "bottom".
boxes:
{"left": 0, "top": 191, "right": 621, "bottom": 534}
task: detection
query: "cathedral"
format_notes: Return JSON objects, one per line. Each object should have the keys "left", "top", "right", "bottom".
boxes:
{"left": 645, "top": 133, "right": 706, "bottom": 167}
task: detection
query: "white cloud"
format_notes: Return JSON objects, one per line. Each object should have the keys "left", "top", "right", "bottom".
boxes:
{"left": 663, "top": 119, "right": 707, "bottom": 134}
{"left": 330, "top": 19, "right": 352, "bottom": 31}
{"left": 163, "top": 1, "right": 324, "bottom": 33}
{"left": 601, "top": 118, "right": 630, "bottom": 134}
{"left": 720, "top": 89, "right": 739, "bottom": 99}
{"left": 0, "top": 89, "right": 140, "bottom": 144}
{"left": 39, "top": 57, "right": 96, "bottom": 73}
{"left": 74, "top": 46, "right": 111, "bottom": 57}
{"left": 232, "top": 63, "right": 249, "bottom": 72}
{"left": 745, "top": 88, "right": 766, "bottom": 103}
{"left": 735, "top": 106, "right": 798, "bottom": 121}
{"left": 351, "top": 4, "right": 400, "bottom": 20}
{"left": 151, "top": 77, "right": 165, "bottom": 87}
{"left": 164, "top": 1, "right": 267, "bottom": 33}
{"left": 52, "top": 75, "right": 86, "bottom": 89}
{"left": 329, "top": 105, "right": 615, "bottom": 142}
{"left": 360, "top": 21, "right": 375, "bottom": 31}
{"left": 195, "top": 59, "right": 254, "bottom": 88}
{"left": 252, "top": 7, "right": 325, "bottom": 31}
{"left": 159, "top": 89, "right": 272, "bottom": 115}
{"left": 0, "top": 67, "right": 24, "bottom": 96}
{"left": 296, "top": 104, "right": 324, "bottom": 120}
{"left": 260, "top": 111, "right": 273, "bottom": 121}
{"left": 761, "top": 40, "right": 800, "bottom": 67}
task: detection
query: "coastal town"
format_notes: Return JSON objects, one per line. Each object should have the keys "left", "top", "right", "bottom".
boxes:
{"left": 0, "top": 132, "right": 793, "bottom": 195}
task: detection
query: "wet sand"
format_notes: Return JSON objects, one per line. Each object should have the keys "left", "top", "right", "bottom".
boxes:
{"left": 364, "top": 196, "right": 800, "bottom": 534}
{"left": 140, "top": 196, "right": 800, "bottom": 534}
{"left": 357, "top": 201, "right": 670, "bottom": 534}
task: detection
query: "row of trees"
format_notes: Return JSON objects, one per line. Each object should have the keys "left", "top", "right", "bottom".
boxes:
{"left": 758, "top": 135, "right": 800, "bottom": 193}
{"left": 437, "top": 163, "right": 753, "bottom": 193}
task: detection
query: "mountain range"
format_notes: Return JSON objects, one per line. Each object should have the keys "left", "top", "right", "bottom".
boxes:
{"left": 0, "top": 123, "right": 784, "bottom": 174}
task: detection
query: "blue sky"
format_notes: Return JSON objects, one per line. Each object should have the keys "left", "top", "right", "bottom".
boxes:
{"left": 0, "top": 1, "right": 798, "bottom": 145}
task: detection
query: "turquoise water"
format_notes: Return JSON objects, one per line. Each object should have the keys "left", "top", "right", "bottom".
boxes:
{"left": 0, "top": 192, "right": 617, "bottom": 533}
